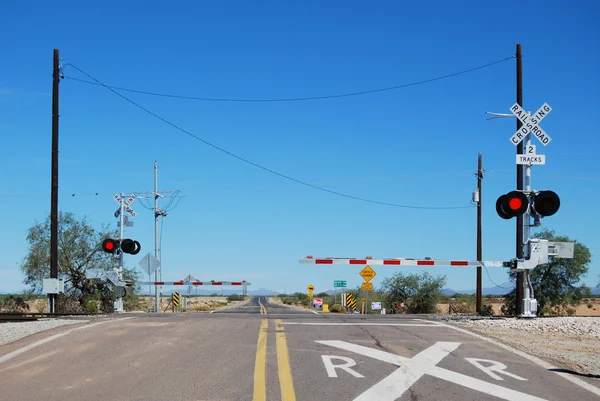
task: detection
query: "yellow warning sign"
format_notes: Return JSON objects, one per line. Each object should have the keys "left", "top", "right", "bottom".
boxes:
{"left": 361, "top": 282, "right": 373, "bottom": 291}
{"left": 359, "top": 265, "right": 377, "bottom": 282}
{"left": 307, "top": 284, "right": 314, "bottom": 292}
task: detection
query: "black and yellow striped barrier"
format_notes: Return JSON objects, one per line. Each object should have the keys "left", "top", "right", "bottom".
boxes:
{"left": 346, "top": 293, "right": 357, "bottom": 311}
{"left": 173, "top": 291, "right": 180, "bottom": 311}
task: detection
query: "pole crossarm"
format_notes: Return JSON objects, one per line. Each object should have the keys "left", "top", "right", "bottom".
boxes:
{"left": 299, "top": 257, "right": 504, "bottom": 268}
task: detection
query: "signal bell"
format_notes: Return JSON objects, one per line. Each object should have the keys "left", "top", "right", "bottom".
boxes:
{"left": 496, "top": 191, "right": 528, "bottom": 219}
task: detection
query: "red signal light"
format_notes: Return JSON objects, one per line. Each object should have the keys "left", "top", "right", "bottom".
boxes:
{"left": 508, "top": 197, "right": 523, "bottom": 211}
{"left": 496, "top": 191, "right": 528, "bottom": 219}
{"left": 102, "top": 239, "right": 119, "bottom": 254}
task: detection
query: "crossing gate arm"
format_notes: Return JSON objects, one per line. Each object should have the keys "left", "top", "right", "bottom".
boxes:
{"left": 122, "top": 280, "right": 251, "bottom": 286}
{"left": 299, "top": 257, "right": 505, "bottom": 268}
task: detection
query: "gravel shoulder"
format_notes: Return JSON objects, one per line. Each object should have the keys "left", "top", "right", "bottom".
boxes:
{"left": 448, "top": 316, "right": 600, "bottom": 376}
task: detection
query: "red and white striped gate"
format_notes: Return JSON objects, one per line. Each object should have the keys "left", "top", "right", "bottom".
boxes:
{"left": 299, "top": 256, "right": 505, "bottom": 268}
{"left": 123, "top": 280, "right": 251, "bottom": 287}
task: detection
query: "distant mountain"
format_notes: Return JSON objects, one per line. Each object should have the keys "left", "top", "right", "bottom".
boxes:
{"left": 249, "top": 288, "right": 279, "bottom": 296}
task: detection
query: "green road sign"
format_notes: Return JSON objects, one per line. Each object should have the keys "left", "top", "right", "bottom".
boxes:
{"left": 333, "top": 280, "right": 347, "bottom": 288}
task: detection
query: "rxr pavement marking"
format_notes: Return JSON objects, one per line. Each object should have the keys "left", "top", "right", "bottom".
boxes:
{"left": 316, "top": 340, "right": 547, "bottom": 401}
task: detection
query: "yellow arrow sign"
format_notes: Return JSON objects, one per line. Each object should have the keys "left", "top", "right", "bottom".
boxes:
{"left": 307, "top": 284, "right": 314, "bottom": 292}
{"left": 360, "top": 265, "right": 377, "bottom": 282}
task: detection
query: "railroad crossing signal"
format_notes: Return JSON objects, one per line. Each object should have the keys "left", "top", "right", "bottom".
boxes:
{"left": 509, "top": 102, "right": 552, "bottom": 146}
{"left": 496, "top": 190, "right": 560, "bottom": 220}
{"left": 101, "top": 238, "right": 141, "bottom": 255}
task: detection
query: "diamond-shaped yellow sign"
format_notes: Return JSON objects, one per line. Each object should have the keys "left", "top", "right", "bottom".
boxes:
{"left": 307, "top": 284, "right": 314, "bottom": 292}
{"left": 359, "top": 265, "right": 376, "bottom": 282}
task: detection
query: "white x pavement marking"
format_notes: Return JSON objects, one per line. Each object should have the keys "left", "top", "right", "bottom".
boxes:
{"left": 316, "top": 340, "right": 548, "bottom": 401}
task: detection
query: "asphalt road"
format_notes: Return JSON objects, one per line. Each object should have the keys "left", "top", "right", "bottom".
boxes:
{"left": 214, "top": 296, "right": 316, "bottom": 315}
{"left": 1, "top": 299, "right": 599, "bottom": 401}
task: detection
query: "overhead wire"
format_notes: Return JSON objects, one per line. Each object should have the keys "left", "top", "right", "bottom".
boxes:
{"left": 62, "top": 62, "right": 506, "bottom": 209}
{"left": 483, "top": 265, "right": 514, "bottom": 290}
{"left": 63, "top": 55, "right": 514, "bottom": 102}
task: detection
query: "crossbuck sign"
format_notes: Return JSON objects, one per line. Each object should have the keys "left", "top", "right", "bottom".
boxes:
{"left": 509, "top": 103, "right": 552, "bottom": 146}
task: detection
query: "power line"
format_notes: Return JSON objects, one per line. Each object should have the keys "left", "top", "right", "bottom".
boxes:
{"left": 63, "top": 55, "right": 513, "bottom": 103}
{"left": 484, "top": 265, "right": 514, "bottom": 290}
{"left": 64, "top": 63, "right": 475, "bottom": 210}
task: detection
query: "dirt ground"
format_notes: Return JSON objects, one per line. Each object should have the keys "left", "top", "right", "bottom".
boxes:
{"left": 23, "top": 296, "right": 236, "bottom": 313}
{"left": 437, "top": 297, "right": 600, "bottom": 316}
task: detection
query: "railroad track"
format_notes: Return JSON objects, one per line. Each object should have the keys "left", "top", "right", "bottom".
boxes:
{"left": 0, "top": 312, "right": 103, "bottom": 323}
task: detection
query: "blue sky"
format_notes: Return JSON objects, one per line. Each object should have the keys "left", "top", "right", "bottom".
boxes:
{"left": 1, "top": 1, "right": 599, "bottom": 295}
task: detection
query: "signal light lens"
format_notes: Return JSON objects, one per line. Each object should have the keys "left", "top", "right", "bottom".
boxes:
{"left": 531, "top": 190, "right": 560, "bottom": 217}
{"left": 120, "top": 239, "right": 141, "bottom": 255}
{"left": 496, "top": 191, "right": 528, "bottom": 219}
{"left": 102, "top": 238, "right": 119, "bottom": 254}
{"left": 508, "top": 197, "right": 522, "bottom": 211}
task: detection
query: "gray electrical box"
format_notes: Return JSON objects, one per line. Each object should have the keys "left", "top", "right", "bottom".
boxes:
{"left": 547, "top": 242, "right": 575, "bottom": 258}
{"left": 43, "top": 278, "right": 64, "bottom": 294}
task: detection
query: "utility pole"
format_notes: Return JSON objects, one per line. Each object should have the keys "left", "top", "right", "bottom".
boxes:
{"left": 49, "top": 49, "right": 60, "bottom": 313}
{"left": 154, "top": 161, "right": 167, "bottom": 312}
{"left": 476, "top": 153, "right": 483, "bottom": 314}
{"left": 116, "top": 193, "right": 125, "bottom": 312}
{"left": 515, "top": 44, "right": 524, "bottom": 316}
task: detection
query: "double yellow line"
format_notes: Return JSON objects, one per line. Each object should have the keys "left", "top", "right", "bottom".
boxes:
{"left": 253, "top": 319, "right": 296, "bottom": 401}
{"left": 258, "top": 299, "right": 267, "bottom": 314}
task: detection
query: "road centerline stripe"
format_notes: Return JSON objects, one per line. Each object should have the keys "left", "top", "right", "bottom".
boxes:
{"left": 253, "top": 318, "right": 268, "bottom": 401}
{"left": 275, "top": 319, "right": 297, "bottom": 401}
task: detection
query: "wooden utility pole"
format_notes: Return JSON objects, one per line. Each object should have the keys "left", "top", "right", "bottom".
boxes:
{"left": 476, "top": 154, "right": 483, "bottom": 314}
{"left": 515, "top": 44, "right": 524, "bottom": 315}
{"left": 49, "top": 49, "right": 60, "bottom": 313}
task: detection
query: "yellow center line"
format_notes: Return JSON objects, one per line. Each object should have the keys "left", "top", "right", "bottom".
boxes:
{"left": 258, "top": 298, "right": 267, "bottom": 314}
{"left": 253, "top": 318, "right": 268, "bottom": 401}
{"left": 275, "top": 319, "right": 297, "bottom": 401}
